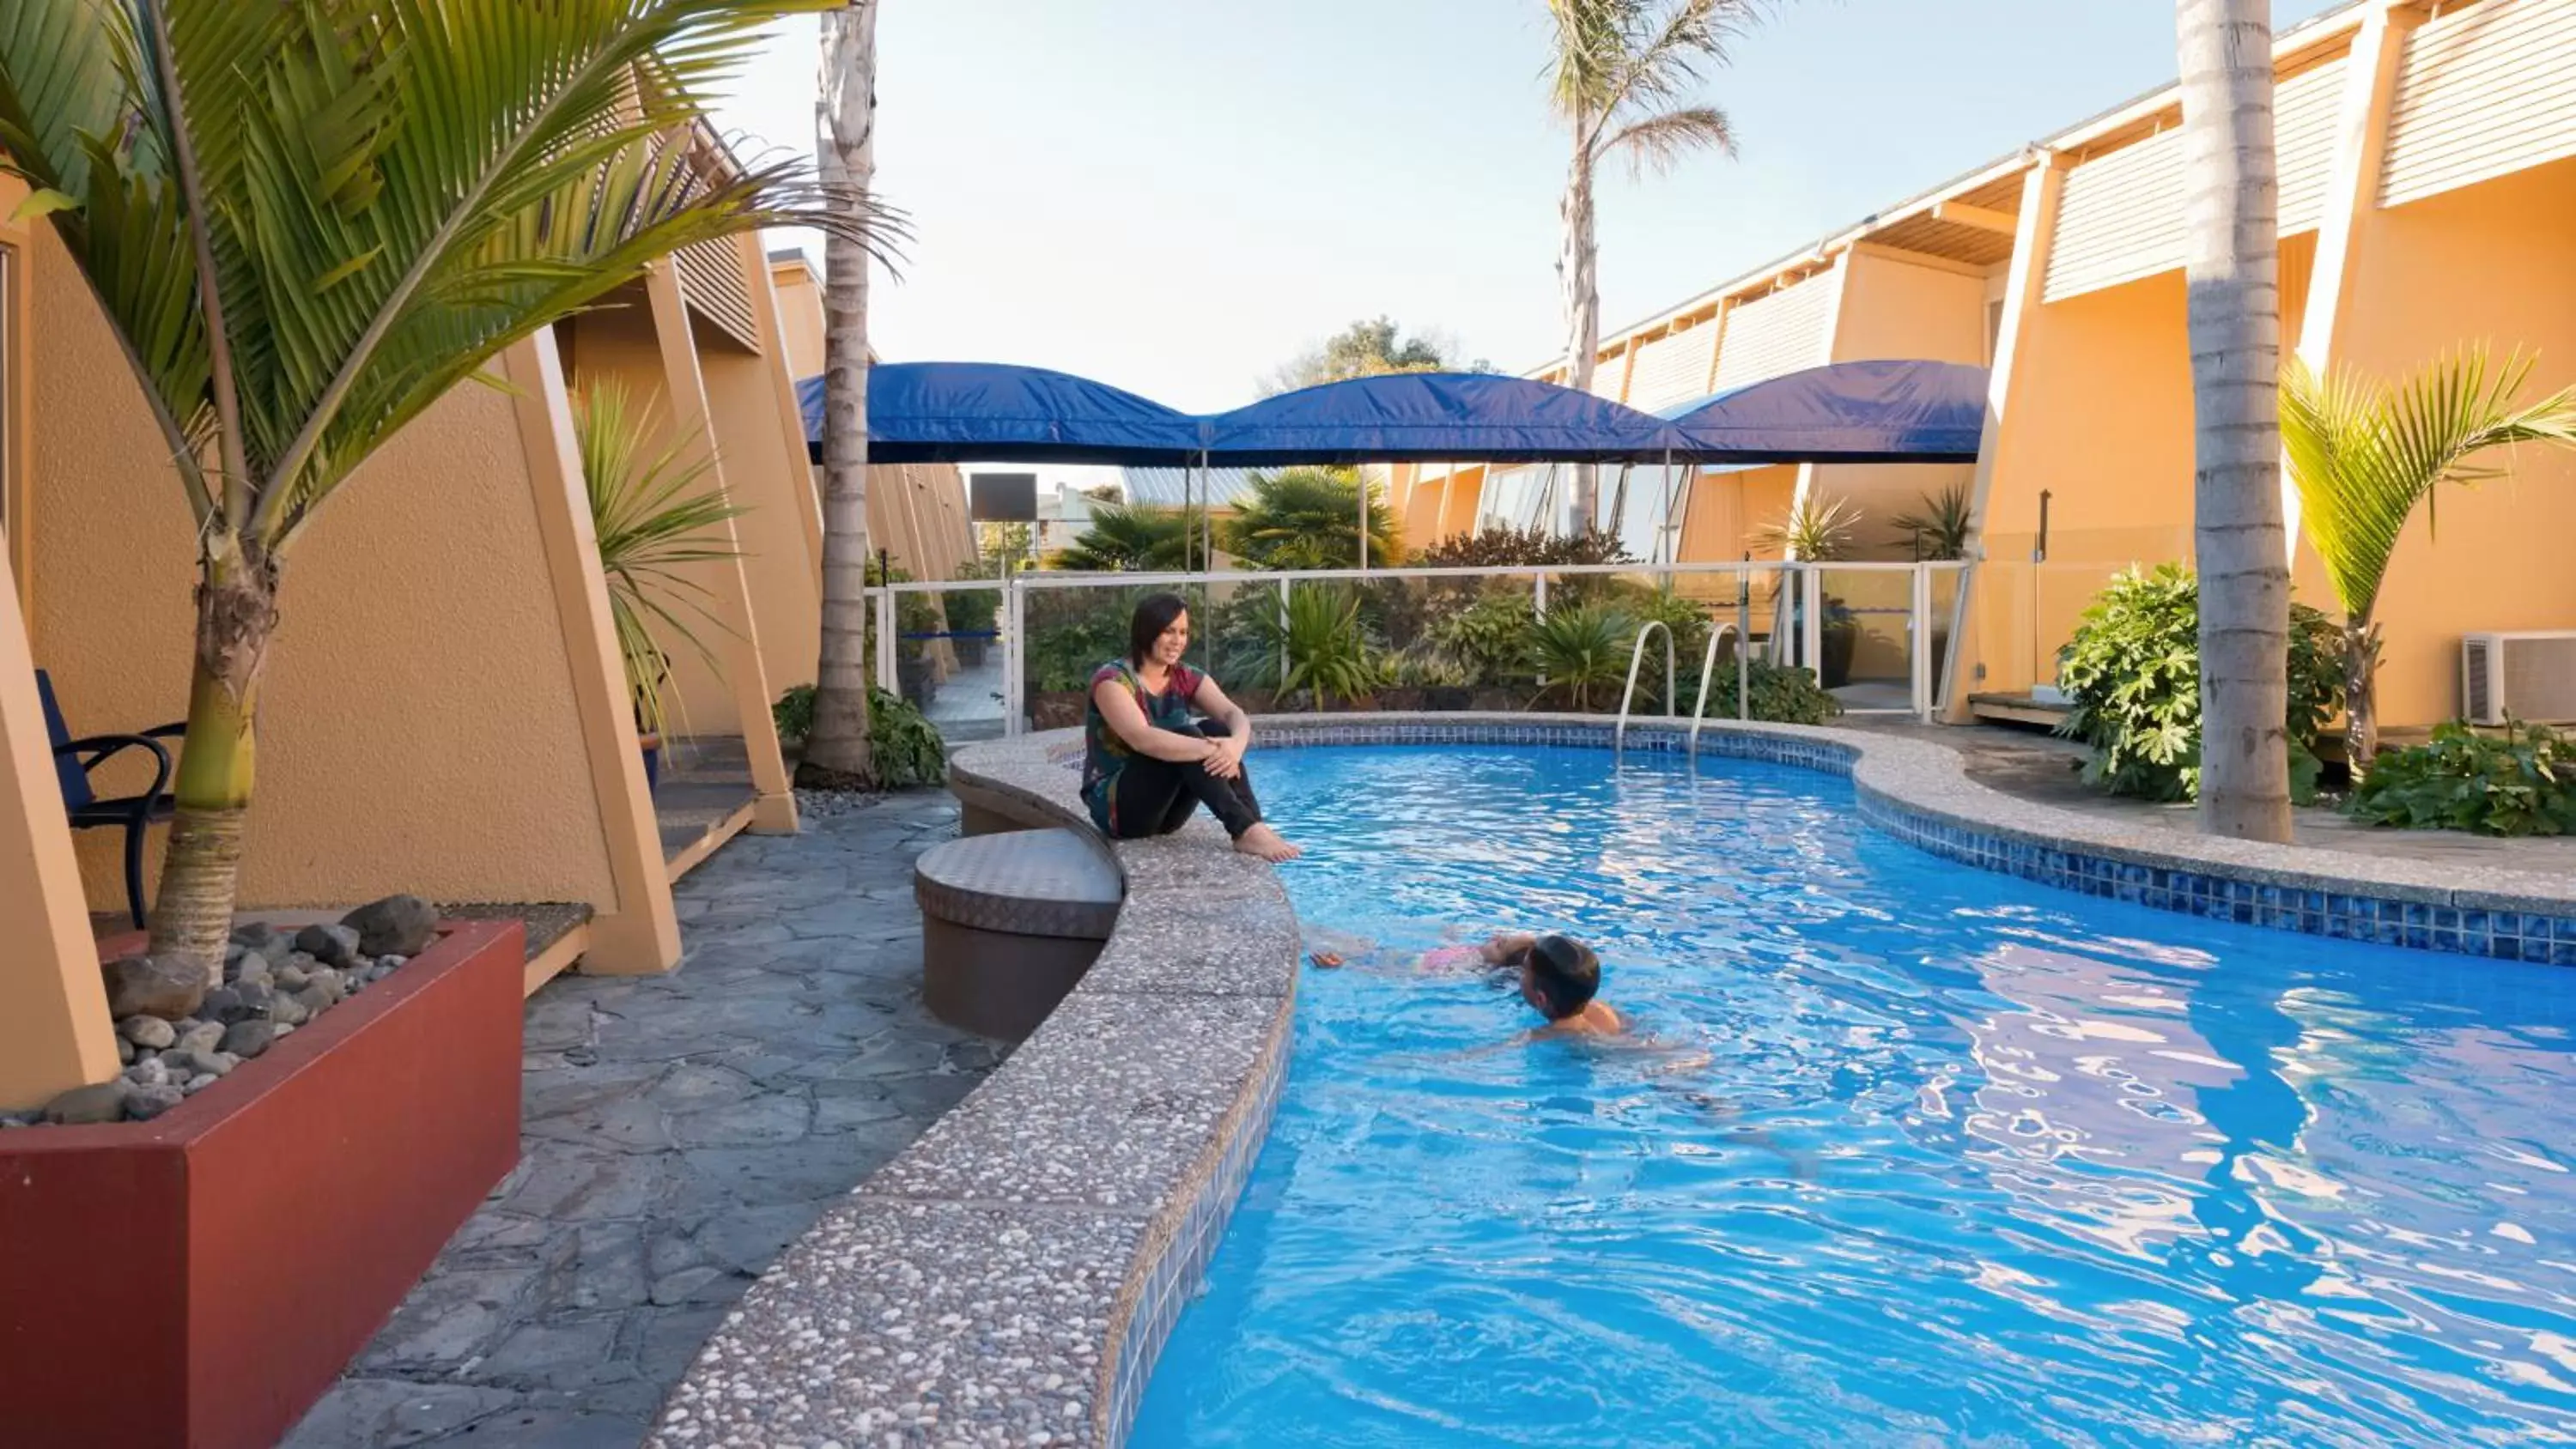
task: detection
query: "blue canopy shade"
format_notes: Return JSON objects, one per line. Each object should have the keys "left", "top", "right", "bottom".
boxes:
{"left": 797, "top": 362, "right": 1207, "bottom": 465}
{"left": 1658, "top": 360, "right": 1990, "bottom": 464}
{"left": 1200, "top": 373, "right": 1684, "bottom": 466}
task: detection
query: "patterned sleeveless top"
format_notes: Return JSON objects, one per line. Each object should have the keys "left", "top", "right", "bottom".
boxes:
{"left": 1080, "top": 658, "right": 1205, "bottom": 832}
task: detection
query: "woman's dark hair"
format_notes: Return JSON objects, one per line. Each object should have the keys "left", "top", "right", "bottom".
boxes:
{"left": 1127, "top": 592, "right": 1191, "bottom": 665}
{"left": 1524, "top": 935, "right": 1601, "bottom": 1020}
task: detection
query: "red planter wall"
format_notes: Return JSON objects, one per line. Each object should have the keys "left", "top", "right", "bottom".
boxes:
{"left": 0, "top": 920, "right": 526, "bottom": 1449}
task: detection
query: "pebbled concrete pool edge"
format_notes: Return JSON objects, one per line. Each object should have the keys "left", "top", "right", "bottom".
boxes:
{"left": 653, "top": 714, "right": 2576, "bottom": 1449}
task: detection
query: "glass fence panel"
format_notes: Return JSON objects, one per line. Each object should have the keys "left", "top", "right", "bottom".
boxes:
{"left": 1814, "top": 567, "right": 1919, "bottom": 713}
{"left": 896, "top": 585, "right": 1005, "bottom": 743}
{"left": 1018, "top": 579, "right": 1217, "bottom": 731}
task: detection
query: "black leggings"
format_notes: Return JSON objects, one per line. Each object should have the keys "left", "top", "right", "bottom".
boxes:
{"left": 1109, "top": 720, "right": 1264, "bottom": 840}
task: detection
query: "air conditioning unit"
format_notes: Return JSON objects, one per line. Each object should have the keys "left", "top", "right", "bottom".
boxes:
{"left": 2461, "top": 632, "right": 2576, "bottom": 724}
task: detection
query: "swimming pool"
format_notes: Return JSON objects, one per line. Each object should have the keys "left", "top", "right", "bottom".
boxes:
{"left": 1130, "top": 744, "right": 2576, "bottom": 1448}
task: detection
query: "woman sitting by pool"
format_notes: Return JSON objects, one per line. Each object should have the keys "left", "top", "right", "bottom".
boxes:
{"left": 1084, "top": 592, "right": 1300, "bottom": 863}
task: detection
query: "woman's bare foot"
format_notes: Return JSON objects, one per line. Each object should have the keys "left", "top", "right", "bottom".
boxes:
{"left": 1235, "top": 823, "right": 1301, "bottom": 862}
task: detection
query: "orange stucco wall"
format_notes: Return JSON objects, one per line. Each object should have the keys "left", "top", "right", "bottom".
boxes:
{"left": 1810, "top": 247, "right": 1992, "bottom": 560}
{"left": 24, "top": 229, "right": 621, "bottom": 913}
{"left": 695, "top": 313, "right": 823, "bottom": 699}
{"left": 560, "top": 292, "right": 750, "bottom": 736}
{"left": 769, "top": 258, "right": 825, "bottom": 380}
{"left": 2324, "top": 156, "right": 2576, "bottom": 726}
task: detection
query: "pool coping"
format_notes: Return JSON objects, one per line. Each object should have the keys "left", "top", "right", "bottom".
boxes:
{"left": 651, "top": 713, "right": 2576, "bottom": 1449}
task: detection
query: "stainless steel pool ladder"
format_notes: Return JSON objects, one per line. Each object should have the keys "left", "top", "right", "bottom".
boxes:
{"left": 1614, "top": 620, "right": 1747, "bottom": 752}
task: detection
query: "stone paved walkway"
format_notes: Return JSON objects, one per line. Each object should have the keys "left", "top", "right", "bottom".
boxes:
{"left": 283, "top": 791, "right": 1000, "bottom": 1449}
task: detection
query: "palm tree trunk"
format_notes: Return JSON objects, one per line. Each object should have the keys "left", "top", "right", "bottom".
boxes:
{"left": 2178, "top": 0, "right": 2292, "bottom": 844}
{"left": 2343, "top": 616, "right": 2380, "bottom": 767}
{"left": 1558, "top": 139, "right": 1601, "bottom": 534}
{"left": 148, "top": 541, "right": 280, "bottom": 975}
{"left": 801, "top": 0, "right": 879, "bottom": 789}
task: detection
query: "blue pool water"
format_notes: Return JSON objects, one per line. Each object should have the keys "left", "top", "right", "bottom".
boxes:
{"left": 1131, "top": 746, "right": 2576, "bottom": 1448}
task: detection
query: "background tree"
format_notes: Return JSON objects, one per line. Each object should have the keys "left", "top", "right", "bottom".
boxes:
{"left": 1223, "top": 469, "right": 1404, "bottom": 570}
{"left": 1547, "top": 0, "right": 1760, "bottom": 530}
{"left": 0, "top": 0, "right": 873, "bottom": 968}
{"left": 803, "top": 0, "right": 887, "bottom": 789}
{"left": 2176, "top": 0, "right": 2292, "bottom": 843}
{"left": 2281, "top": 349, "right": 2576, "bottom": 761}
{"left": 1053, "top": 504, "right": 1200, "bottom": 573}
{"left": 1261, "top": 316, "right": 1482, "bottom": 397}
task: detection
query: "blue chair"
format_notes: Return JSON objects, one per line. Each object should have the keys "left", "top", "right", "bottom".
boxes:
{"left": 36, "top": 670, "right": 184, "bottom": 930}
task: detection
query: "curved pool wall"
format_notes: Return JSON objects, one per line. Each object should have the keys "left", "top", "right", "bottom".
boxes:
{"left": 652, "top": 715, "right": 2576, "bottom": 1448}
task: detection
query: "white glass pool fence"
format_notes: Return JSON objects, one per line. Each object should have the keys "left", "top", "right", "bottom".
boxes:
{"left": 870, "top": 560, "right": 1976, "bottom": 737}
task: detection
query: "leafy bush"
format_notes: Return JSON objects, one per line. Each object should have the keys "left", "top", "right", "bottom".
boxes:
{"left": 2055, "top": 564, "right": 2344, "bottom": 803}
{"left": 1700, "top": 658, "right": 1843, "bottom": 725}
{"left": 1527, "top": 603, "right": 1634, "bottom": 711}
{"left": 771, "top": 684, "right": 948, "bottom": 789}
{"left": 2348, "top": 720, "right": 2576, "bottom": 836}
{"left": 868, "top": 686, "right": 950, "bottom": 788}
{"left": 1610, "top": 586, "right": 1713, "bottom": 708}
{"left": 772, "top": 682, "right": 816, "bottom": 743}
{"left": 1427, "top": 590, "right": 1538, "bottom": 687}
{"left": 1242, "top": 584, "right": 1383, "bottom": 706}
{"left": 1389, "top": 642, "right": 1472, "bottom": 689}
{"left": 1413, "top": 524, "right": 1635, "bottom": 570}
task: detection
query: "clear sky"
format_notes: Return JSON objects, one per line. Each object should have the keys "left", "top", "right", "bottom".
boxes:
{"left": 713, "top": 1, "right": 2347, "bottom": 419}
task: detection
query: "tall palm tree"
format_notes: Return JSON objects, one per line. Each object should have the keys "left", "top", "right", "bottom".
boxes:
{"left": 2175, "top": 0, "right": 2292, "bottom": 843}
{"left": 0, "top": 0, "right": 881, "bottom": 969}
{"left": 1547, "top": 0, "right": 1758, "bottom": 531}
{"left": 2281, "top": 349, "right": 2576, "bottom": 761}
{"left": 802, "top": 0, "right": 882, "bottom": 789}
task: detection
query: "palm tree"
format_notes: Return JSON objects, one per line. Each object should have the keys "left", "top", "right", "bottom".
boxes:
{"left": 801, "top": 0, "right": 884, "bottom": 790}
{"left": 2281, "top": 349, "right": 2576, "bottom": 761}
{"left": 2175, "top": 0, "right": 2292, "bottom": 843}
{"left": 0, "top": 0, "right": 882, "bottom": 968}
{"left": 1546, "top": 0, "right": 1759, "bottom": 530}
{"left": 574, "top": 380, "right": 744, "bottom": 744}
{"left": 1053, "top": 503, "right": 1199, "bottom": 573}
{"left": 1222, "top": 468, "right": 1404, "bottom": 570}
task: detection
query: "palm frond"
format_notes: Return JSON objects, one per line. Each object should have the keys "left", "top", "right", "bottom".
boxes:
{"left": 1601, "top": 105, "right": 1735, "bottom": 177}
{"left": 2284, "top": 349, "right": 2576, "bottom": 624}
{"left": 573, "top": 377, "right": 742, "bottom": 737}
{"left": 1550, "top": 0, "right": 1762, "bottom": 148}
{"left": 0, "top": 0, "right": 905, "bottom": 549}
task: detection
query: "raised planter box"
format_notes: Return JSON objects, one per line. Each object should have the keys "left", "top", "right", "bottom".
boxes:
{"left": 0, "top": 920, "right": 526, "bottom": 1449}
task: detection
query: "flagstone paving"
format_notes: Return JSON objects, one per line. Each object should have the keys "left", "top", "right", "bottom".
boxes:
{"left": 283, "top": 791, "right": 1000, "bottom": 1449}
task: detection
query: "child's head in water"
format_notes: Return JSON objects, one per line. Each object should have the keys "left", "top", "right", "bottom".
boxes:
{"left": 1513, "top": 935, "right": 1601, "bottom": 1021}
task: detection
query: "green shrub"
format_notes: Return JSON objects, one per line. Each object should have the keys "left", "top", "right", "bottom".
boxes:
{"left": 1701, "top": 658, "right": 1843, "bottom": 726}
{"left": 2055, "top": 563, "right": 2344, "bottom": 803}
{"left": 771, "top": 684, "right": 947, "bottom": 789}
{"left": 1242, "top": 584, "right": 1383, "bottom": 706}
{"left": 1428, "top": 590, "right": 1538, "bottom": 687}
{"left": 868, "top": 686, "right": 949, "bottom": 788}
{"left": 1413, "top": 524, "right": 1634, "bottom": 570}
{"left": 772, "top": 682, "right": 816, "bottom": 743}
{"left": 2348, "top": 720, "right": 2576, "bottom": 836}
{"left": 1527, "top": 603, "right": 1634, "bottom": 712}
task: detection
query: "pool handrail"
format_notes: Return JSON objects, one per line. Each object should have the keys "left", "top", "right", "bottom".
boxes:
{"left": 1687, "top": 622, "right": 1749, "bottom": 751}
{"left": 1614, "top": 621, "right": 1678, "bottom": 752}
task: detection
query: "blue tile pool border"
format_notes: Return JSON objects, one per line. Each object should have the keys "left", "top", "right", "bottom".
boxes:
{"left": 657, "top": 713, "right": 2576, "bottom": 1449}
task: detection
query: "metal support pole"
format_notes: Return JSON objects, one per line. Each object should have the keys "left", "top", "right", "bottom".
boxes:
{"left": 1358, "top": 469, "right": 1370, "bottom": 573}
{"left": 1277, "top": 576, "right": 1291, "bottom": 688}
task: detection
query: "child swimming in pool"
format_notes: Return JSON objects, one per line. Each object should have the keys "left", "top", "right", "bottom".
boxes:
{"left": 1312, "top": 931, "right": 1624, "bottom": 1038}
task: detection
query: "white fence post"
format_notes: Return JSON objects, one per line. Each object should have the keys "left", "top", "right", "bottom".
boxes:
{"left": 1911, "top": 563, "right": 1935, "bottom": 722}
{"left": 874, "top": 590, "right": 896, "bottom": 695}
{"left": 1004, "top": 579, "right": 1024, "bottom": 737}
{"left": 1800, "top": 565, "right": 1823, "bottom": 680}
